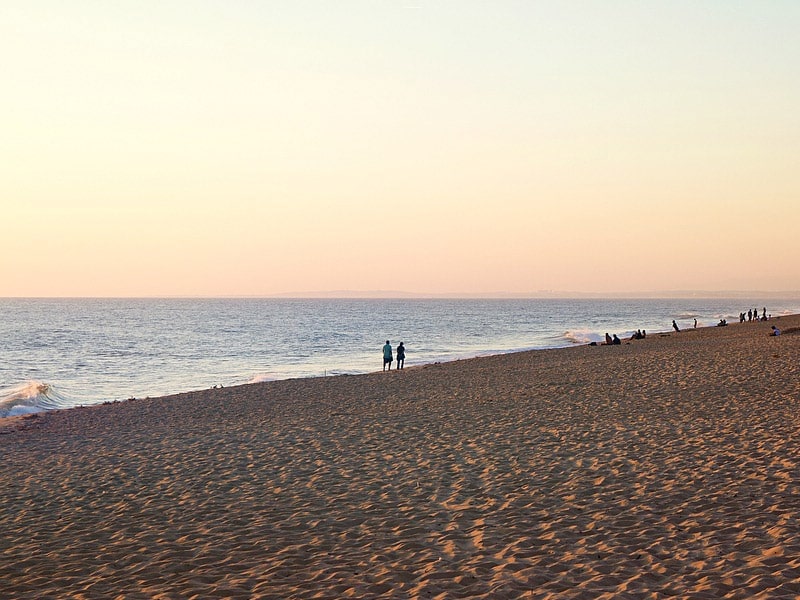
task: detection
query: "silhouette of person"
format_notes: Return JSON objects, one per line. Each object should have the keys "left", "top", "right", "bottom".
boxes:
{"left": 382, "top": 340, "right": 393, "bottom": 371}
{"left": 605, "top": 333, "right": 613, "bottom": 345}
{"left": 672, "top": 320, "right": 680, "bottom": 332}
{"left": 693, "top": 318, "right": 697, "bottom": 328}
{"left": 612, "top": 334, "right": 621, "bottom": 345}
{"left": 396, "top": 342, "right": 406, "bottom": 370}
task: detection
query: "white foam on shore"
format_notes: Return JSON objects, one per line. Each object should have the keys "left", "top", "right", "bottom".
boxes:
{"left": 563, "top": 330, "right": 605, "bottom": 345}
{"left": 0, "top": 381, "right": 77, "bottom": 418}
{"left": 248, "top": 373, "right": 277, "bottom": 384}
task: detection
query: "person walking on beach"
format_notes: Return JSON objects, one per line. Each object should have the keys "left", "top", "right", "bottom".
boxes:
{"left": 672, "top": 320, "right": 680, "bottom": 332}
{"left": 382, "top": 340, "right": 393, "bottom": 371}
{"left": 396, "top": 342, "right": 406, "bottom": 370}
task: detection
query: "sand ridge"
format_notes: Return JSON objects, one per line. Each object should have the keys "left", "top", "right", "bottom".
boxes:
{"left": 2, "top": 315, "right": 799, "bottom": 598}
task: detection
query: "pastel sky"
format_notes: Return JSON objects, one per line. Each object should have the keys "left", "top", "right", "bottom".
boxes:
{"left": 3, "top": 1, "right": 799, "bottom": 297}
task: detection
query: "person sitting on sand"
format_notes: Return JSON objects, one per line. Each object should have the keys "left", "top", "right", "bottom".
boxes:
{"left": 612, "top": 334, "right": 621, "bottom": 345}
{"left": 382, "top": 340, "right": 393, "bottom": 371}
{"left": 771, "top": 326, "right": 781, "bottom": 336}
{"left": 396, "top": 342, "right": 406, "bottom": 370}
{"left": 672, "top": 320, "right": 680, "bottom": 332}
{"left": 605, "top": 333, "right": 613, "bottom": 345}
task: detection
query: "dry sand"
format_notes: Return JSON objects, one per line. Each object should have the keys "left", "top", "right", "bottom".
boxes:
{"left": 2, "top": 315, "right": 800, "bottom": 599}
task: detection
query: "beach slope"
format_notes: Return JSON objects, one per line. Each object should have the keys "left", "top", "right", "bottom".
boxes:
{"left": 2, "top": 316, "right": 800, "bottom": 599}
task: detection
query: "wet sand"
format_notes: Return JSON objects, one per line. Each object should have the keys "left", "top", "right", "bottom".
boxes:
{"left": 2, "top": 315, "right": 799, "bottom": 599}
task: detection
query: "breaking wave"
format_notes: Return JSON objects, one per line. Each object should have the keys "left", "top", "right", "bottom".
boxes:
{"left": 247, "top": 373, "right": 277, "bottom": 384}
{"left": 562, "top": 330, "right": 605, "bottom": 345}
{"left": 0, "top": 381, "right": 77, "bottom": 418}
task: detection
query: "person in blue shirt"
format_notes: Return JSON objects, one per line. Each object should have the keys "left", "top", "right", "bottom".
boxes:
{"left": 382, "top": 341, "right": 393, "bottom": 371}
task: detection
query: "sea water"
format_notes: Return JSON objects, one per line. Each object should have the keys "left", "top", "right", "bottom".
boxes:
{"left": 2, "top": 297, "right": 798, "bottom": 417}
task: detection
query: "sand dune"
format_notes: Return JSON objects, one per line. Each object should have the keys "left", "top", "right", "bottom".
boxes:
{"left": 2, "top": 315, "right": 799, "bottom": 598}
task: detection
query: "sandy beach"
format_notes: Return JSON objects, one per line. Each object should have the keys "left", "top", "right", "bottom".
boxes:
{"left": 2, "top": 315, "right": 799, "bottom": 599}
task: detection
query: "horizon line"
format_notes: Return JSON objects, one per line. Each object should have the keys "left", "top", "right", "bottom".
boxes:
{"left": 3, "top": 290, "right": 800, "bottom": 300}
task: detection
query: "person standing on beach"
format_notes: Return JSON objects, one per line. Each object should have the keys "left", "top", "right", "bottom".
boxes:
{"left": 382, "top": 340, "right": 393, "bottom": 371}
{"left": 396, "top": 342, "right": 406, "bottom": 370}
{"left": 672, "top": 320, "right": 680, "bottom": 332}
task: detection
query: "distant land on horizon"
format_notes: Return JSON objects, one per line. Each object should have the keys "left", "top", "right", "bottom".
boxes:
{"left": 262, "top": 290, "right": 800, "bottom": 300}
{"left": 3, "top": 291, "right": 800, "bottom": 300}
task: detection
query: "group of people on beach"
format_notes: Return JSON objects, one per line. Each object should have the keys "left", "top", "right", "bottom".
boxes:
{"left": 601, "top": 329, "right": 646, "bottom": 345}
{"left": 382, "top": 340, "right": 405, "bottom": 371}
{"left": 673, "top": 306, "right": 775, "bottom": 332}
{"left": 740, "top": 307, "right": 769, "bottom": 323}
{"left": 676, "top": 308, "right": 771, "bottom": 331}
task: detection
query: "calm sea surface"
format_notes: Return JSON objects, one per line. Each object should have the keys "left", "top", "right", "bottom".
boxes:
{"left": 2, "top": 297, "right": 799, "bottom": 417}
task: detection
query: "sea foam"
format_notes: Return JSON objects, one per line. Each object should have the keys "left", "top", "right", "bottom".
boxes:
{"left": 562, "top": 330, "right": 604, "bottom": 345}
{"left": 0, "top": 381, "right": 74, "bottom": 418}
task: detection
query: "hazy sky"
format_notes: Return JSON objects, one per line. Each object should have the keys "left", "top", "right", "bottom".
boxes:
{"left": 3, "top": 1, "right": 798, "bottom": 297}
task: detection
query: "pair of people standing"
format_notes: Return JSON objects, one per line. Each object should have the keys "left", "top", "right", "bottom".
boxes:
{"left": 382, "top": 341, "right": 405, "bottom": 371}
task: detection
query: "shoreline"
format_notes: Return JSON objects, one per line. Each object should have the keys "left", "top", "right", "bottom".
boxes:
{"left": 2, "top": 314, "right": 799, "bottom": 597}
{"left": 4, "top": 297, "right": 800, "bottom": 418}
{"left": 1, "top": 313, "right": 795, "bottom": 431}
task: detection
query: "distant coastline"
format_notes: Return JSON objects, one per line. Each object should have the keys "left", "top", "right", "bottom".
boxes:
{"left": 263, "top": 290, "right": 800, "bottom": 300}
{"left": 3, "top": 290, "right": 800, "bottom": 300}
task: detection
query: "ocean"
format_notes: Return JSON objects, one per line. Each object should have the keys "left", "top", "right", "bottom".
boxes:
{"left": 2, "top": 297, "right": 798, "bottom": 418}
